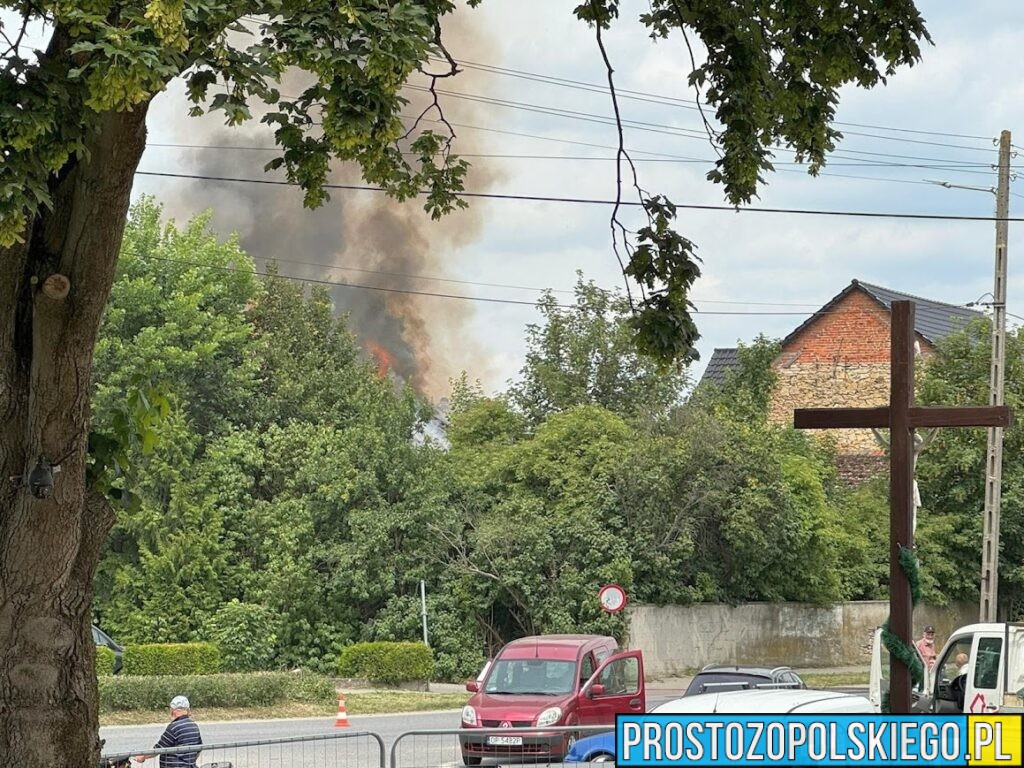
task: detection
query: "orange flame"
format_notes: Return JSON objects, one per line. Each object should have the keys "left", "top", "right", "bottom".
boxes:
{"left": 365, "top": 341, "right": 394, "bottom": 379}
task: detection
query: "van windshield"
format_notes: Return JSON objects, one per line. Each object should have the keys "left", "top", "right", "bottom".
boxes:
{"left": 484, "top": 658, "right": 577, "bottom": 695}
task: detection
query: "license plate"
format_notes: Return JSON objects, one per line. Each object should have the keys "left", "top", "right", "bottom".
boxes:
{"left": 487, "top": 736, "right": 523, "bottom": 746}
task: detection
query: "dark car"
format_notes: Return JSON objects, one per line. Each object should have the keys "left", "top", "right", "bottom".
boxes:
{"left": 684, "top": 664, "right": 805, "bottom": 696}
{"left": 92, "top": 625, "right": 124, "bottom": 674}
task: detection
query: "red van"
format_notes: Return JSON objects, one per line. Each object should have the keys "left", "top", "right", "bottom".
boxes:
{"left": 458, "top": 634, "right": 645, "bottom": 765}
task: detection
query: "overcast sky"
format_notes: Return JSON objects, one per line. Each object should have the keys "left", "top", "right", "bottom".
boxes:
{"left": 8, "top": 1, "right": 1023, "bottom": 399}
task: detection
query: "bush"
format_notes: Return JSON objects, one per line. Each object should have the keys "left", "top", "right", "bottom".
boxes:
{"left": 367, "top": 594, "right": 485, "bottom": 682}
{"left": 204, "top": 600, "right": 279, "bottom": 672}
{"left": 96, "top": 646, "right": 117, "bottom": 677}
{"left": 98, "top": 672, "right": 335, "bottom": 712}
{"left": 337, "top": 641, "right": 434, "bottom": 684}
{"left": 123, "top": 643, "right": 221, "bottom": 676}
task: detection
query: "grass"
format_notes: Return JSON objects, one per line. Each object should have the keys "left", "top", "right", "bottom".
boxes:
{"left": 100, "top": 691, "right": 469, "bottom": 726}
{"left": 802, "top": 671, "right": 870, "bottom": 688}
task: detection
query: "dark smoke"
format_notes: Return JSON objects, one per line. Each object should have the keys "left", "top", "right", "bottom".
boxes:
{"left": 151, "top": 2, "right": 503, "bottom": 400}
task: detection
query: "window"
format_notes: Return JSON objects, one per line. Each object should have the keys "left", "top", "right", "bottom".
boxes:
{"left": 685, "top": 673, "right": 761, "bottom": 696}
{"left": 974, "top": 637, "right": 1002, "bottom": 690}
{"left": 780, "top": 672, "right": 802, "bottom": 688}
{"left": 938, "top": 639, "right": 973, "bottom": 685}
{"left": 579, "top": 653, "right": 596, "bottom": 689}
{"left": 483, "top": 659, "right": 577, "bottom": 695}
{"left": 598, "top": 656, "right": 640, "bottom": 696}
{"left": 935, "top": 636, "right": 974, "bottom": 706}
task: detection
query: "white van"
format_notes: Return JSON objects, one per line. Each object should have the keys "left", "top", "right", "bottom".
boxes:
{"left": 870, "top": 622, "right": 1024, "bottom": 714}
{"left": 654, "top": 688, "right": 877, "bottom": 714}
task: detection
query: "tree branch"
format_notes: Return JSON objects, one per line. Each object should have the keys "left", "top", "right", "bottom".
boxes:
{"left": 0, "top": 7, "right": 30, "bottom": 65}
{"left": 590, "top": 1, "right": 644, "bottom": 308}
{"left": 669, "top": 1, "right": 723, "bottom": 158}
{"left": 401, "top": 20, "right": 459, "bottom": 156}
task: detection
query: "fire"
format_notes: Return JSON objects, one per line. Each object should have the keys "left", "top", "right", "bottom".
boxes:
{"left": 364, "top": 340, "right": 394, "bottom": 379}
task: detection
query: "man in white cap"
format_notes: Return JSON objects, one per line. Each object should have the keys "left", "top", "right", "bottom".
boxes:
{"left": 133, "top": 695, "right": 202, "bottom": 767}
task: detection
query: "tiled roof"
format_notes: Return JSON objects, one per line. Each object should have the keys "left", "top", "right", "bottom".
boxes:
{"left": 855, "top": 281, "right": 982, "bottom": 344}
{"left": 698, "top": 347, "right": 740, "bottom": 388}
{"left": 781, "top": 280, "right": 983, "bottom": 348}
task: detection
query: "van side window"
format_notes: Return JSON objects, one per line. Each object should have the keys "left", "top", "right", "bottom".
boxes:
{"left": 974, "top": 637, "right": 1002, "bottom": 690}
{"left": 594, "top": 648, "right": 610, "bottom": 664}
{"left": 579, "top": 653, "right": 596, "bottom": 688}
{"left": 598, "top": 656, "right": 640, "bottom": 695}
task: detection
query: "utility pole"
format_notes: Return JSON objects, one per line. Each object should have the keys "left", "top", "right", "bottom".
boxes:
{"left": 980, "top": 129, "right": 1012, "bottom": 624}
{"left": 420, "top": 580, "right": 429, "bottom": 647}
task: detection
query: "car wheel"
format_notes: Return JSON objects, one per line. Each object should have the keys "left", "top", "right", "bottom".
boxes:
{"left": 592, "top": 753, "right": 615, "bottom": 762}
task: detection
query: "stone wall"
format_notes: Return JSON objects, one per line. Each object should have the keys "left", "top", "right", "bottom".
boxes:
{"left": 767, "top": 289, "right": 934, "bottom": 456}
{"left": 769, "top": 362, "right": 891, "bottom": 454}
{"left": 628, "top": 601, "right": 978, "bottom": 678}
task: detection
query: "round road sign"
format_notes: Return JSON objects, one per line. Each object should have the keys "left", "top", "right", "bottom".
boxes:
{"left": 598, "top": 584, "right": 628, "bottom": 614}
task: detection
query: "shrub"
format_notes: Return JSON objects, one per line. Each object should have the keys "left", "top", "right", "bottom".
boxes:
{"left": 337, "top": 641, "right": 434, "bottom": 684}
{"left": 96, "top": 646, "right": 117, "bottom": 677}
{"left": 123, "top": 643, "right": 221, "bottom": 676}
{"left": 204, "top": 600, "right": 279, "bottom": 672}
{"left": 98, "top": 672, "right": 335, "bottom": 712}
{"left": 367, "top": 594, "right": 485, "bottom": 682}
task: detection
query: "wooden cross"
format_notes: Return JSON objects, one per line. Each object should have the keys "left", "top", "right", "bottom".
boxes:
{"left": 794, "top": 300, "right": 1014, "bottom": 713}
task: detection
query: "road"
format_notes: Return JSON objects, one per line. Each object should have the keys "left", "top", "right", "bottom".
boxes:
{"left": 100, "top": 692, "right": 688, "bottom": 767}
{"left": 102, "top": 708, "right": 464, "bottom": 767}
{"left": 101, "top": 689, "right": 867, "bottom": 767}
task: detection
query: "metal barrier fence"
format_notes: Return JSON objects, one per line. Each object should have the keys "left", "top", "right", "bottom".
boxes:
{"left": 100, "top": 725, "right": 621, "bottom": 768}
{"left": 100, "top": 731, "right": 386, "bottom": 768}
{"left": 390, "top": 725, "right": 615, "bottom": 768}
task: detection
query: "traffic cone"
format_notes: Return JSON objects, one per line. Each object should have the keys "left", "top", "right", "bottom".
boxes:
{"left": 335, "top": 693, "right": 350, "bottom": 728}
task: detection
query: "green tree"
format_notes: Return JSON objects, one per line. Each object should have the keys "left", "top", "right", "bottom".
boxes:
{"left": 441, "top": 406, "right": 635, "bottom": 648}
{"left": 510, "top": 277, "right": 688, "bottom": 424}
{"left": 915, "top": 320, "right": 1024, "bottom": 614}
{"left": 698, "top": 335, "right": 782, "bottom": 423}
{"left": 91, "top": 201, "right": 261, "bottom": 635}
{"left": 1, "top": 1, "right": 931, "bottom": 758}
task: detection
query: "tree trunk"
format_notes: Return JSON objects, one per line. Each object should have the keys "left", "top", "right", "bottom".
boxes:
{"left": 0, "top": 104, "right": 150, "bottom": 768}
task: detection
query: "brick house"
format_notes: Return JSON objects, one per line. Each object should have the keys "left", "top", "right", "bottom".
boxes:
{"left": 700, "top": 280, "right": 982, "bottom": 482}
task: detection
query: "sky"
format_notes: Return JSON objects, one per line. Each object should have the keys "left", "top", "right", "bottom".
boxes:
{"left": 6, "top": 1, "right": 1024, "bottom": 401}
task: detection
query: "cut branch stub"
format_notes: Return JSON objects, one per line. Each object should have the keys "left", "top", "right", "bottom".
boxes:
{"left": 41, "top": 274, "right": 71, "bottom": 301}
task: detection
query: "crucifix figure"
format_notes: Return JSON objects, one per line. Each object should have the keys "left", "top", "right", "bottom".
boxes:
{"left": 794, "top": 300, "right": 1014, "bottom": 713}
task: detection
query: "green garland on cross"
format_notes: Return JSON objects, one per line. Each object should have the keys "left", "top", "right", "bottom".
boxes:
{"left": 880, "top": 546, "right": 925, "bottom": 713}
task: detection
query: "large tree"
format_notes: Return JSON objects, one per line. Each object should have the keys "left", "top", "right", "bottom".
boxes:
{"left": 1, "top": 0, "right": 930, "bottom": 763}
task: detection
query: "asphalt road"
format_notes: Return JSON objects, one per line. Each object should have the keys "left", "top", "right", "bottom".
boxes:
{"left": 101, "top": 689, "right": 866, "bottom": 767}
{"left": 102, "top": 708, "right": 464, "bottom": 768}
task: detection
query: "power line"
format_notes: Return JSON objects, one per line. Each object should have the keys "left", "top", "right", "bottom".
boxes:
{"left": 135, "top": 168, "right": 1024, "bottom": 221}
{"left": 238, "top": 15, "right": 996, "bottom": 150}
{"left": 403, "top": 114, "right": 999, "bottom": 178}
{"left": 439, "top": 56, "right": 996, "bottom": 144}
{"left": 404, "top": 83, "right": 713, "bottom": 143}
{"left": 147, "top": 141, "right": 994, "bottom": 170}
{"left": 262, "top": 67, "right": 997, "bottom": 172}
{"left": 147, "top": 140, "right": 953, "bottom": 190}
{"left": 145, "top": 254, "right": 834, "bottom": 315}
{"left": 146, "top": 255, "right": 544, "bottom": 307}
{"left": 405, "top": 81, "right": 999, "bottom": 161}
{"left": 180, "top": 246, "right": 827, "bottom": 306}
{"left": 225, "top": 253, "right": 578, "bottom": 295}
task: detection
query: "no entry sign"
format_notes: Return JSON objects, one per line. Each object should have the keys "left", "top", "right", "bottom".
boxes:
{"left": 598, "top": 584, "right": 628, "bottom": 614}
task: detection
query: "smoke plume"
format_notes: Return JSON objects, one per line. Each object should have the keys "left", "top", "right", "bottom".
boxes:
{"left": 151, "top": 3, "right": 503, "bottom": 401}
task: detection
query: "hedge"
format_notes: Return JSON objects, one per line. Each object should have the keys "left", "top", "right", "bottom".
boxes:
{"left": 122, "top": 643, "right": 221, "bottom": 676}
{"left": 337, "top": 641, "right": 434, "bottom": 684}
{"left": 96, "top": 646, "right": 117, "bottom": 677}
{"left": 98, "top": 672, "right": 335, "bottom": 712}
